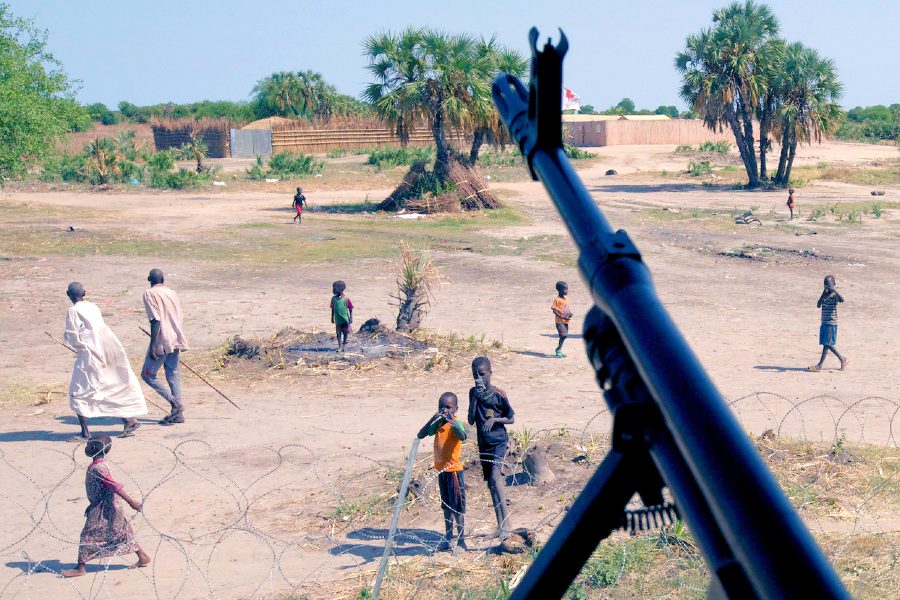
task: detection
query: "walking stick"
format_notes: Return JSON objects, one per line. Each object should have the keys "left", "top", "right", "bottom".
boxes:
{"left": 44, "top": 331, "right": 169, "bottom": 415}
{"left": 139, "top": 327, "right": 242, "bottom": 410}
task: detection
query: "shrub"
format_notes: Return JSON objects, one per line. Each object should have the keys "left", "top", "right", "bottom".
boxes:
{"left": 871, "top": 202, "right": 883, "bottom": 217}
{"left": 267, "top": 151, "right": 324, "bottom": 177}
{"left": 366, "top": 146, "right": 434, "bottom": 168}
{"left": 246, "top": 156, "right": 267, "bottom": 181}
{"left": 675, "top": 144, "right": 695, "bottom": 153}
{"left": 807, "top": 208, "right": 825, "bottom": 221}
{"left": 687, "top": 161, "right": 712, "bottom": 176}
{"left": 326, "top": 148, "right": 347, "bottom": 158}
{"left": 478, "top": 150, "right": 521, "bottom": 167}
{"left": 40, "top": 153, "right": 86, "bottom": 182}
{"left": 150, "top": 167, "right": 210, "bottom": 189}
{"left": 564, "top": 144, "right": 597, "bottom": 159}
{"left": 698, "top": 140, "right": 730, "bottom": 153}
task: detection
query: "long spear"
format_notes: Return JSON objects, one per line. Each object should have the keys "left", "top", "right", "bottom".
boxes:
{"left": 139, "top": 326, "right": 242, "bottom": 410}
{"left": 44, "top": 331, "right": 169, "bottom": 414}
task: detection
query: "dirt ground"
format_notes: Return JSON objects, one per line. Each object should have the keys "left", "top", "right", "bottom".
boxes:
{"left": 1, "top": 141, "right": 898, "bottom": 599}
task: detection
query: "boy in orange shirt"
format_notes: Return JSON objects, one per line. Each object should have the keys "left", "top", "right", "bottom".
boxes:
{"left": 551, "top": 281, "right": 573, "bottom": 358}
{"left": 418, "top": 392, "right": 468, "bottom": 553}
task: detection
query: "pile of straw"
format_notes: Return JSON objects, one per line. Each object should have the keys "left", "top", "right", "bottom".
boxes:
{"left": 380, "top": 156, "right": 500, "bottom": 213}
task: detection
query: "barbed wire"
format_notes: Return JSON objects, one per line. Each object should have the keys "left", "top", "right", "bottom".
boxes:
{"left": 1, "top": 394, "right": 897, "bottom": 599}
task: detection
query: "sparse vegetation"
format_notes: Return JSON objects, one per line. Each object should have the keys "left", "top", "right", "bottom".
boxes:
{"left": 366, "top": 146, "right": 434, "bottom": 169}
{"left": 687, "top": 160, "right": 713, "bottom": 176}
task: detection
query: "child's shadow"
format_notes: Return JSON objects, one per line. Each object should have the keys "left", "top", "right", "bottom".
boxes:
{"left": 512, "top": 350, "right": 557, "bottom": 359}
{"left": 539, "top": 333, "right": 583, "bottom": 340}
{"left": 754, "top": 365, "right": 811, "bottom": 373}
{"left": 5, "top": 559, "right": 128, "bottom": 575}
{"left": 329, "top": 528, "right": 442, "bottom": 566}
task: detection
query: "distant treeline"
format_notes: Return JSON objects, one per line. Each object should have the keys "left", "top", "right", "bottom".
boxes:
{"left": 574, "top": 98, "right": 692, "bottom": 119}
{"left": 834, "top": 104, "right": 900, "bottom": 142}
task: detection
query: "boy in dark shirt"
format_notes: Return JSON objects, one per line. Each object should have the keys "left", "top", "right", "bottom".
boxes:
{"left": 330, "top": 280, "right": 353, "bottom": 352}
{"left": 786, "top": 188, "right": 795, "bottom": 220}
{"left": 467, "top": 356, "right": 515, "bottom": 540}
{"left": 808, "top": 275, "right": 848, "bottom": 372}
{"left": 292, "top": 187, "right": 306, "bottom": 224}
{"left": 418, "top": 392, "right": 468, "bottom": 553}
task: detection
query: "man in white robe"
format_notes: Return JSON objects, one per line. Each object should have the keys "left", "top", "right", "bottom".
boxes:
{"left": 64, "top": 282, "right": 147, "bottom": 440}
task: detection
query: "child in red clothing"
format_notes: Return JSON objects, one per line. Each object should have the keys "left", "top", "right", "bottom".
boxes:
{"left": 786, "top": 188, "right": 795, "bottom": 220}
{"left": 418, "top": 392, "right": 468, "bottom": 553}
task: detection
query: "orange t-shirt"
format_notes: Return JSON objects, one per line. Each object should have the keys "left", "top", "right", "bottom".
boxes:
{"left": 434, "top": 421, "right": 464, "bottom": 472}
{"left": 552, "top": 297, "right": 571, "bottom": 324}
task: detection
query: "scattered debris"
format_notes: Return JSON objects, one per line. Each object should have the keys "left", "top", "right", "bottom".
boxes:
{"left": 358, "top": 318, "right": 388, "bottom": 334}
{"left": 734, "top": 211, "right": 761, "bottom": 225}
{"left": 212, "top": 181, "right": 226, "bottom": 186}
{"left": 65, "top": 225, "right": 79, "bottom": 232}
{"left": 605, "top": 169, "right": 617, "bottom": 176}
{"left": 496, "top": 528, "right": 536, "bottom": 554}
{"left": 871, "top": 190, "right": 885, "bottom": 196}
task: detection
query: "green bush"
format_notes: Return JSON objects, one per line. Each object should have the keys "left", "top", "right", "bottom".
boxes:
{"left": 366, "top": 146, "right": 434, "bottom": 168}
{"left": 267, "top": 151, "right": 324, "bottom": 177}
{"left": 564, "top": 144, "right": 597, "bottom": 159}
{"left": 871, "top": 202, "right": 883, "bottom": 217}
{"left": 150, "top": 167, "right": 210, "bottom": 189}
{"left": 478, "top": 150, "right": 521, "bottom": 167}
{"left": 675, "top": 144, "right": 695, "bottom": 153}
{"left": 687, "top": 161, "right": 712, "bottom": 176}
{"left": 246, "top": 156, "right": 267, "bottom": 181}
{"left": 698, "top": 140, "right": 730, "bottom": 153}
{"left": 40, "top": 153, "right": 86, "bottom": 182}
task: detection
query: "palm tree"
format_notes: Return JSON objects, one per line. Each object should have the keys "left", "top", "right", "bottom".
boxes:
{"left": 177, "top": 135, "right": 208, "bottom": 173}
{"left": 467, "top": 39, "right": 527, "bottom": 165}
{"left": 773, "top": 43, "right": 843, "bottom": 185}
{"left": 81, "top": 137, "right": 123, "bottom": 186}
{"left": 676, "top": 0, "right": 779, "bottom": 187}
{"left": 363, "top": 28, "right": 492, "bottom": 181}
{"left": 252, "top": 71, "right": 338, "bottom": 121}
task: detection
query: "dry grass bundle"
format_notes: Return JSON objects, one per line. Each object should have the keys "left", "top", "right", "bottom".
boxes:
{"left": 380, "top": 155, "right": 500, "bottom": 213}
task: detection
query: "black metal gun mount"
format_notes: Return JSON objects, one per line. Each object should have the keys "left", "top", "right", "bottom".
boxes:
{"left": 491, "top": 29, "right": 850, "bottom": 600}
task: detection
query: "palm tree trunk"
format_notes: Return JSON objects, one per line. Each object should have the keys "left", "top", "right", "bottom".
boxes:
{"left": 431, "top": 100, "right": 451, "bottom": 182}
{"left": 469, "top": 129, "right": 485, "bottom": 166}
{"left": 784, "top": 133, "right": 798, "bottom": 185}
{"left": 736, "top": 98, "right": 760, "bottom": 186}
{"left": 726, "top": 106, "right": 760, "bottom": 187}
{"left": 758, "top": 109, "right": 771, "bottom": 182}
{"left": 774, "top": 125, "right": 790, "bottom": 185}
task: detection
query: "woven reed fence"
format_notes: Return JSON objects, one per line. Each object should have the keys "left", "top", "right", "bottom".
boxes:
{"left": 566, "top": 119, "right": 751, "bottom": 147}
{"left": 151, "top": 118, "right": 232, "bottom": 158}
{"left": 271, "top": 128, "right": 468, "bottom": 154}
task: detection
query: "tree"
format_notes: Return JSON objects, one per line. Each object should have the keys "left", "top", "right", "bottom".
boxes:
{"left": 654, "top": 105, "right": 679, "bottom": 118}
{"left": 616, "top": 98, "right": 636, "bottom": 113}
{"left": 252, "top": 70, "right": 340, "bottom": 121}
{"left": 772, "top": 43, "right": 842, "bottom": 185}
{"left": 80, "top": 138, "right": 123, "bottom": 186}
{"left": 676, "top": 0, "right": 780, "bottom": 187}
{"left": 363, "top": 28, "right": 492, "bottom": 181}
{"left": 467, "top": 38, "right": 527, "bottom": 164}
{"left": 0, "top": 3, "right": 88, "bottom": 181}
{"left": 579, "top": 104, "right": 597, "bottom": 115}
{"left": 177, "top": 135, "right": 208, "bottom": 173}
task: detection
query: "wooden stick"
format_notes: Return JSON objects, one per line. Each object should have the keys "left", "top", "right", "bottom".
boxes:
{"left": 44, "top": 331, "right": 169, "bottom": 415}
{"left": 138, "top": 326, "right": 242, "bottom": 410}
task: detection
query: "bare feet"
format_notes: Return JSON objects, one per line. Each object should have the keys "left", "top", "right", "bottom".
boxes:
{"left": 61, "top": 566, "right": 86, "bottom": 578}
{"left": 840, "top": 357, "right": 849, "bottom": 371}
{"left": 129, "top": 550, "right": 151, "bottom": 569}
{"left": 806, "top": 365, "right": 821, "bottom": 372}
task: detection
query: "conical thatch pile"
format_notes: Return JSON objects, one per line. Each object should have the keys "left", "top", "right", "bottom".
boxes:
{"left": 379, "top": 156, "right": 500, "bottom": 213}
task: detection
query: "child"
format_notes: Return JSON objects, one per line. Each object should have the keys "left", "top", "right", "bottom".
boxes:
{"left": 330, "top": 280, "right": 353, "bottom": 352}
{"left": 61, "top": 435, "right": 150, "bottom": 577}
{"left": 467, "top": 356, "right": 515, "bottom": 540}
{"left": 417, "top": 392, "right": 468, "bottom": 553}
{"left": 551, "top": 281, "right": 573, "bottom": 358}
{"left": 786, "top": 188, "right": 795, "bottom": 220}
{"left": 292, "top": 187, "right": 306, "bottom": 224}
{"left": 808, "top": 275, "right": 848, "bottom": 372}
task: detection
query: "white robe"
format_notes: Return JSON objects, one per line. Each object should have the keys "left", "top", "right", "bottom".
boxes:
{"left": 65, "top": 301, "right": 147, "bottom": 418}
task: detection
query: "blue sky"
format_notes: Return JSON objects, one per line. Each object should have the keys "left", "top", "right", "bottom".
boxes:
{"left": 10, "top": 0, "right": 899, "bottom": 110}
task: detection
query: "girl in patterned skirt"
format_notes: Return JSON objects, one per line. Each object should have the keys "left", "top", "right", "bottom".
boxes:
{"left": 62, "top": 435, "right": 150, "bottom": 577}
